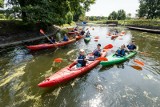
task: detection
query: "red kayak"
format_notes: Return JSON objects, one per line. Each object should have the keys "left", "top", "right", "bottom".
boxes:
{"left": 38, "top": 51, "right": 107, "bottom": 88}
{"left": 27, "top": 36, "right": 83, "bottom": 51}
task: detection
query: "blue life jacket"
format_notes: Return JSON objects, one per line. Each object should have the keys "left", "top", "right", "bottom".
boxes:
{"left": 80, "top": 31, "right": 85, "bottom": 35}
{"left": 127, "top": 45, "right": 136, "bottom": 50}
{"left": 93, "top": 49, "right": 101, "bottom": 57}
{"left": 63, "top": 36, "right": 68, "bottom": 41}
{"left": 116, "top": 49, "right": 125, "bottom": 56}
{"left": 51, "top": 39, "right": 56, "bottom": 43}
{"left": 77, "top": 55, "right": 86, "bottom": 66}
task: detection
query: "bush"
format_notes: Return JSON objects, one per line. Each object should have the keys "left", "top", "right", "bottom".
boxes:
{"left": 106, "top": 20, "right": 118, "bottom": 25}
{"left": 0, "top": 14, "right": 5, "bottom": 19}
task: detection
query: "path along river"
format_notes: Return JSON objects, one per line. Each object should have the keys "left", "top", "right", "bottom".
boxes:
{"left": 0, "top": 26, "right": 160, "bottom": 107}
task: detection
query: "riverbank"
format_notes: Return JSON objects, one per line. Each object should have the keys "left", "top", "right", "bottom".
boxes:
{"left": 0, "top": 20, "right": 76, "bottom": 48}
{"left": 127, "top": 26, "right": 160, "bottom": 34}
{"left": 87, "top": 20, "right": 160, "bottom": 33}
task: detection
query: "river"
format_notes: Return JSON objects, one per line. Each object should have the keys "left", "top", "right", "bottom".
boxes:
{"left": 0, "top": 26, "right": 160, "bottom": 107}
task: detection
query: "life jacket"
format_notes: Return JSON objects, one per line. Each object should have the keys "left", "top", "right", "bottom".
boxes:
{"left": 117, "top": 49, "right": 125, "bottom": 56}
{"left": 77, "top": 55, "right": 86, "bottom": 66}
{"left": 80, "top": 31, "right": 85, "bottom": 35}
{"left": 63, "top": 36, "right": 68, "bottom": 41}
{"left": 51, "top": 38, "right": 56, "bottom": 43}
{"left": 93, "top": 49, "right": 101, "bottom": 57}
{"left": 127, "top": 45, "right": 136, "bottom": 50}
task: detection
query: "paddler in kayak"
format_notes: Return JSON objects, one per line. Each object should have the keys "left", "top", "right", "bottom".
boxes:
{"left": 76, "top": 49, "right": 87, "bottom": 67}
{"left": 63, "top": 34, "right": 69, "bottom": 41}
{"left": 49, "top": 36, "right": 56, "bottom": 44}
{"left": 86, "top": 30, "right": 90, "bottom": 37}
{"left": 127, "top": 40, "right": 137, "bottom": 51}
{"left": 80, "top": 30, "right": 85, "bottom": 36}
{"left": 92, "top": 44, "right": 102, "bottom": 58}
{"left": 115, "top": 44, "right": 127, "bottom": 57}
{"left": 115, "top": 29, "right": 119, "bottom": 35}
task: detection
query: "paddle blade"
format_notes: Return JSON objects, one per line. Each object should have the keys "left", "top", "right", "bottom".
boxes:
{"left": 40, "top": 29, "right": 45, "bottom": 34}
{"left": 139, "top": 52, "right": 150, "bottom": 56}
{"left": 131, "top": 65, "right": 142, "bottom": 71}
{"left": 103, "top": 44, "right": 113, "bottom": 49}
{"left": 103, "top": 49, "right": 108, "bottom": 52}
{"left": 134, "top": 59, "right": 144, "bottom": 66}
{"left": 94, "top": 36, "right": 99, "bottom": 39}
{"left": 54, "top": 58, "right": 63, "bottom": 63}
{"left": 96, "top": 57, "right": 108, "bottom": 61}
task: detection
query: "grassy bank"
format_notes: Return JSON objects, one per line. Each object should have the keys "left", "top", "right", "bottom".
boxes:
{"left": 87, "top": 19, "right": 160, "bottom": 29}
{"left": 119, "top": 19, "right": 160, "bottom": 29}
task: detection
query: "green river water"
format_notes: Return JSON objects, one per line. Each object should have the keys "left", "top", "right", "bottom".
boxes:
{"left": 0, "top": 26, "right": 160, "bottom": 107}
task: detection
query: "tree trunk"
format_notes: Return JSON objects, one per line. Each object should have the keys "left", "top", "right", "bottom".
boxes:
{"left": 18, "top": 0, "right": 27, "bottom": 22}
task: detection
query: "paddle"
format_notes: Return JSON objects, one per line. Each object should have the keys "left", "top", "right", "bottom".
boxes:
{"left": 53, "top": 56, "right": 108, "bottom": 63}
{"left": 54, "top": 58, "right": 64, "bottom": 63}
{"left": 133, "top": 59, "right": 144, "bottom": 66}
{"left": 40, "top": 29, "right": 54, "bottom": 44}
{"left": 54, "top": 44, "right": 113, "bottom": 63}
{"left": 94, "top": 36, "right": 99, "bottom": 39}
{"left": 131, "top": 65, "right": 142, "bottom": 71}
{"left": 137, "top": 51, "right": 151, "bottom": 56}
{"left": 96, "top": 57, "right": 108, "bottom": 61}
{"left": 103, "top": 44, "right": 113, "bottom": 49}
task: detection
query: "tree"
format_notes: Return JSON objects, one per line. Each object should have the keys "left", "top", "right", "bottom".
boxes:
{"left": 127, "top": 13, "right": 132, "bottom": 19}
{"left": 108, "top": 11, "right": 117, "bottom": 20}
{"left": 5, "top": 0, "right": 95, "bottom": 25}
{"left": 137, "top": 0, "right": 160, "bottom": 19}
{"left": 117, "top": 9, "right": 126, "bottom": 20}
{"left": 0, "top": 0, "right": 3, "bottom": 7}
{"left": 69, "top": 0, "right": 95, "bottom": 21}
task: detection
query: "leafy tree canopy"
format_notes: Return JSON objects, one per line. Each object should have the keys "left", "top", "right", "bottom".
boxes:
{"left": 108, "top": 9, "right": 126, "bottom": 20}
{"left": 108, "top": 11, "right": 117, "bottom": 20}
{"left": 137, "top": 0, "right": 160, "bottom": 19}
{"left": 0, "top": 0, "right": 4, "bottom": 7}
{"left": 117, "top": 9, "right": 126, "bottom": 20}
{"left": 5, "top": 0, "right": 95, "bottom": 25}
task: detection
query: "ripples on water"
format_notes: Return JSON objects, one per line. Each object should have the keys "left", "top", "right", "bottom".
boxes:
{"left": 0, "top": 26, "right": 160, "bottom": 107}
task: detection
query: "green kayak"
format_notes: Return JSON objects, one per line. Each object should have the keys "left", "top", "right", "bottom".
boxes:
{"left": 100, "top": 51, "right": 137, "bottom": 66}
{"left": 84, "top": 37, "right": 91, "bottom": 43}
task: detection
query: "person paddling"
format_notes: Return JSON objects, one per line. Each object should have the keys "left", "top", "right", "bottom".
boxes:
{"left": 80, "top": 30, "right": 85, "bottom": 35}
{"left": 92, "top": 44, "right": 102, "bottom": 58}
{"left": 63, "top": 34, "right": 69, "bottom": 41}
{"left": 115, "top": 44, "right": 127, "bottom": 57}
{"left": 127, "top": 41, "right": 137, "bottom": 51}
{"left": 49, "top": 36, "right": 56, "bottom": 44}
{"left": 76, "top": 49, "right": 87, "bottom": 67}
{"left": 86, "top": 30, "right": 90, "bottom": 37}
{"left": 56, "top": 31, "right": 61, "bottom": 42}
